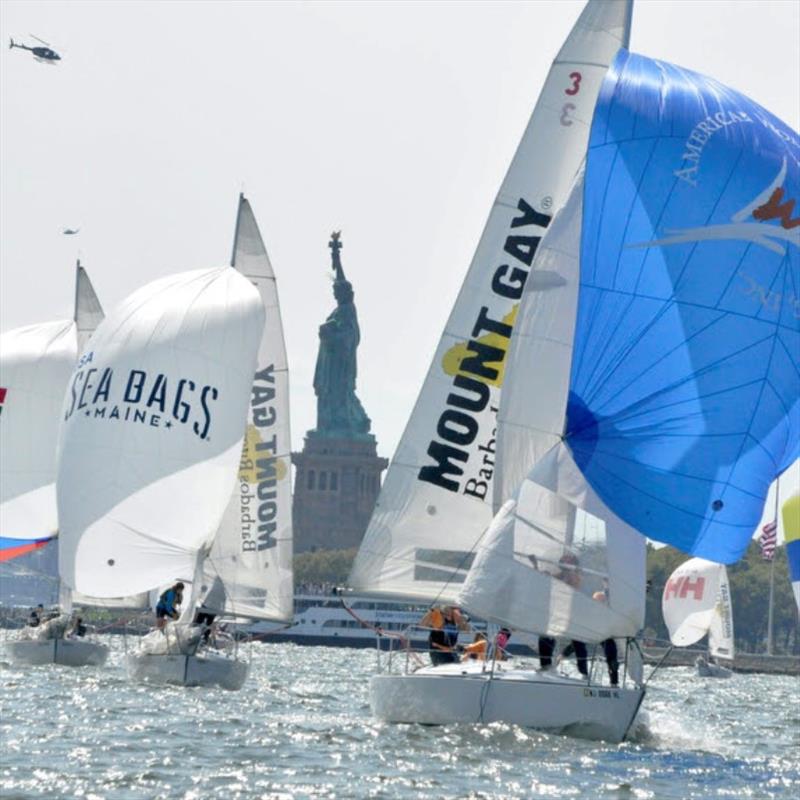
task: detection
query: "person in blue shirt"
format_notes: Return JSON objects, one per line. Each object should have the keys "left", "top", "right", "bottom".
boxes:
{"left": 155, "top": 582, "right": 184, "bottom": 630}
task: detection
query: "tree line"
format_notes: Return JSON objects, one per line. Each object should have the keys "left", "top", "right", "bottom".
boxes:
{"left": 295, "top": 542, "right": 799, "bottom": 655}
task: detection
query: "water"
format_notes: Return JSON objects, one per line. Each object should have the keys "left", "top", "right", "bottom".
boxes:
{"left": 1, "top": 638, "right": 798, "bottom": 799}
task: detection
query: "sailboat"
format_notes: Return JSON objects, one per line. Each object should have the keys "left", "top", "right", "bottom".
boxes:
{"left": 1, "top": 263, "right": 116, "bottom": 667}
{"left": 349, "top": 0, "right": 642, "bottom": 741}
{"left": 126, "top": 196, "right": 292, "bottom": 690}
{"left": 353, "top": 0, "right": 798, "bottom": 742}
{"left": 662, "top": 558, "right": 734, "bottom": 678}
{"left": 56, "top": 251, "right": 265, "bottom": 688}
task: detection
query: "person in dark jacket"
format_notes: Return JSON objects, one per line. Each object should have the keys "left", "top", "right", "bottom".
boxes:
{"left": 155, "top": 582, "right": 184, "bottom": 629}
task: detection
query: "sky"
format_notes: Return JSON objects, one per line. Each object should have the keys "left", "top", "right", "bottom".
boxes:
{"left": 1, "top": 0, "right": 799, "bottom": 529}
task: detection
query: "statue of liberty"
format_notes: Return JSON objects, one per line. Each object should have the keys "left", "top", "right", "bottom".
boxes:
{"left": 313, "top": 232, "right": 372, "bottom": 438}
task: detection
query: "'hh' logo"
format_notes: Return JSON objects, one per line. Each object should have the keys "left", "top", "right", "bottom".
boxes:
{"left": 631, "top": 158, "right": 800, "bottom": 256}
{"left": 664, "top": 575, "right": 706, "bottom": 601}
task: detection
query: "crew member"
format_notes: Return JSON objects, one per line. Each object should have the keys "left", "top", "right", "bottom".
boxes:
{"left": 156, "top": 582, "right": 184, "bottom": 630}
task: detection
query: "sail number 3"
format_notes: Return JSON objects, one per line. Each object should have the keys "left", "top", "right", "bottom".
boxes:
{"left": 561, "top": 72, "right": 582, "bottom": 126}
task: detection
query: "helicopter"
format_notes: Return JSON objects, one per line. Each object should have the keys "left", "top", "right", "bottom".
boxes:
{"left": 9, "top": 35, "right": 61, "bottom": 63}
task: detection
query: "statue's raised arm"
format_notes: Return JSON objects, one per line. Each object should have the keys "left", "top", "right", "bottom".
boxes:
{"left": 312, "top": 232, "right": 372, "bottom": 438}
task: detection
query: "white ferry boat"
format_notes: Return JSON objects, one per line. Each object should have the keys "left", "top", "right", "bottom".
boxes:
{"left": 248, "top": 593, "right": 428, "bottom": 649}
{"left": 248, "top": 592, "right": 538, "bottom": 655}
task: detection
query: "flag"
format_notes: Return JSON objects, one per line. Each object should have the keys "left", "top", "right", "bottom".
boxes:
{"left": 760, "top": 520, "right": 778, "bottom": 561}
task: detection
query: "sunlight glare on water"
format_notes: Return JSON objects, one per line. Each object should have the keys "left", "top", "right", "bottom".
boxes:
{"left": 1, "top": 638, "right": 798, "bottom": 799}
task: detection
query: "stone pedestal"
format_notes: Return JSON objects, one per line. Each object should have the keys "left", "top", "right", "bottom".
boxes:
{"left": 292, "top": 432, "right": 388, "bottom": 552}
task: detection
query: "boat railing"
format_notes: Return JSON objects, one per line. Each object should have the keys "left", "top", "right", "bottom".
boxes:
{"left": 376, "top": 627, "right": 645, "bottom": 689}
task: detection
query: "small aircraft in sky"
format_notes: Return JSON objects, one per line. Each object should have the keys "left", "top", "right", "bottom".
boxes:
{"left": 63, "top": 228, "right": 80, "bottom": 235}
{"left": 9, "top": 35, "right": 61, "bottom": 63}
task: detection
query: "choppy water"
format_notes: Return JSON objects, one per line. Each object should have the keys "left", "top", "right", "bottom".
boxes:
{"left": 1, "top": 637, "right": 798, "bottom": 799}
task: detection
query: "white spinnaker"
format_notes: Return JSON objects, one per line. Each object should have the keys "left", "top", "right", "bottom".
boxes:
{"left": 348, "top": 0, "right": 632, "bottom": 603}
{"left": 662, "top": 558, "right": 722, "bottom": 647}
{"left": 203, "top": 196, "right": 293, "bottom": 622}
{"left": 56, "top": 267, "right": 265, "bottom": 598}
{"left": 708, "top": 566, "right": 735, "bottom": 659}
{"left": 0, "top": 319, "right": 75, "bottom": 543}
{"left": 458, "top": 173, "right": 645, "bottom": 641}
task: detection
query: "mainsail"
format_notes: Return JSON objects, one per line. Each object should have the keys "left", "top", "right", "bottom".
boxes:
{"left": 202, "top": 195, "right": 294, "bottom": 622}
{"left": 349, "top": 0, "right": 632, "bottom": 602}
{"left": 56, "top": 267, "right": 265, "bottom": 598}
{"left": 530, "top": 50, "right": 799, "bottom": 564}
{"left": 74, "top": 262, "right": 103, "bottom": 353}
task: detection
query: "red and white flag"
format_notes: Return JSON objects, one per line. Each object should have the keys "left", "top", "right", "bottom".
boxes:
{"left": 760, "top": 520, "right": 778, "bottom": 561}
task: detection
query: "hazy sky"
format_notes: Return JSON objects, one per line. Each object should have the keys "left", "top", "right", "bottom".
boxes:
{"left": 2, "top": 0, "right": 799, "bottom": 517}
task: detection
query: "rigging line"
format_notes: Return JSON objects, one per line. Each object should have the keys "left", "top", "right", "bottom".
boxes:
{"left": 425, "top": 519, "right": 498, "bottom": 610}
{"left": 609, "top": 138, "right": 661, "bottom": 291}
{"left": 335, "top": 592, "right": 408, "bottom": 646}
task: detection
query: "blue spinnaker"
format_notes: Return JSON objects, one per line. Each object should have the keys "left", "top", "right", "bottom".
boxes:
{"left": 566, "top": 50, "right": 799, "bottom": 563}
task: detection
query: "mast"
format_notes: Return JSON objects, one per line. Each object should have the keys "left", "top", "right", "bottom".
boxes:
{"left": 767, "top": 478, "right": 779, "bottom": 656}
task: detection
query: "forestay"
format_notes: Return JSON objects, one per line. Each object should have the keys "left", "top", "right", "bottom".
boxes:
{"left": 459, "top": 174, "right": 645, "bottom": 642}
{"left": 662, "top": 558, "right": 724, "bottom": 647}
{"left": 0, "top": 319, "right": 75, "bottom": 559}
{"left": 535, "top": 50, "right": 799, "bottom": 564}
{"left": 202, "top": 195, "right": 294, "bottom": 622}
{"left": 349, "top": 0, "right": 632, "bottom": 602}
{"left": 57, "top": 267, "right": 265, "bottom": 598}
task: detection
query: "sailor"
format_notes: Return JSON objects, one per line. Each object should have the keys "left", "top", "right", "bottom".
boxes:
{"left": 69, "top": 616, "right": 87, "bottom": 638}
{"left": 420, "top": 605, "right": 468, "bottom": 666}
{"left": 538, "top": 553, "right": 588, "bottom": 676}
{"left": 592, "top": 584, "right": 619, "bottom": 686}
{"left": 193, "top": 577, "right": 225, "bottom": 644}
{"left": 493, "top": 627, "right": 512, "bottom": 661}
{"left": 461, "top": 631, "right": 488, "bottom": 661}
{"left": 28, "top": 604, "right": 44, "bottom": 627}
{"left": 156, "top": 582, "right": 184, "bottom": 630}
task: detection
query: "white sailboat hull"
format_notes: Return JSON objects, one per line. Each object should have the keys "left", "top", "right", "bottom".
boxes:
{"left": 5, "top": 638, "right": 108, "bottom": 667}
{"left": 370, "top": 664, "right": 644, "bottom": 743}
{"left": 126, "top": 651, "right": 248, "bottom": 690}
{"left": 696, "top": 660, "right": 733, "bottom": 678}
